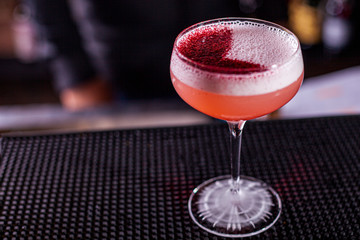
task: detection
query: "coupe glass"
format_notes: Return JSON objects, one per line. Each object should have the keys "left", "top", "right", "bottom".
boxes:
{"left": 170, "top": 18, "right": 303, "bottom": 237}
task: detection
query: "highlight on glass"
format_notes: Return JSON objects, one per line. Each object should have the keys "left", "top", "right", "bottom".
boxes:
{"left": 170, "top": 18, "right": 303, "bottom": 237}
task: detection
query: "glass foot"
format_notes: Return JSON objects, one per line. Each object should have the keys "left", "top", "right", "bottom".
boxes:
{"left": 188, "top": 175, "right": 281, "bottom": 238}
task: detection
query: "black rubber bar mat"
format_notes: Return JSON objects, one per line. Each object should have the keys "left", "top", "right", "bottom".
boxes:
{"left": 0, "top": 115, "right": 359, "bottom": 239}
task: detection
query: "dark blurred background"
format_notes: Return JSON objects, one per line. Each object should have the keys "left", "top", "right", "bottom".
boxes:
{"left": 0, "top": 0, "right": 359, "bottom": 132}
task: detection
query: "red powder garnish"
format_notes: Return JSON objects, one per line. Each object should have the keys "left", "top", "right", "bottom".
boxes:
{"left": 177, "top": 25, "right": 266, "bottom": 74}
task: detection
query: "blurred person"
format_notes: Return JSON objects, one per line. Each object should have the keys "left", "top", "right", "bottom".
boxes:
{"left": 25, "top": 0, "right": 243, "bottom": 111}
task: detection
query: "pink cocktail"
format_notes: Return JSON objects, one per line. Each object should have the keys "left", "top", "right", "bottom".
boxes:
{"left": 171, "top": 20, "right": 303, "bottom": 121}
{"left": 170, "top": 18, "right": 303, "bottom": 237}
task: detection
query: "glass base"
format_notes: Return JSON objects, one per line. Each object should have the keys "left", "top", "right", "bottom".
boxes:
{"left": 188, "top": 175, "right": 281, "bottom": 238}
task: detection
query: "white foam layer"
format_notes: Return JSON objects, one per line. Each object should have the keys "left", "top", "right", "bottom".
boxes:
{"left": 171, "top": 21, "right": 304, "bottom": 96}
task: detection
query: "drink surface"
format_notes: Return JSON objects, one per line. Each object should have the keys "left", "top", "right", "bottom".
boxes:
{"left": 170, "top": 20, "right": 304, "bottom": 120}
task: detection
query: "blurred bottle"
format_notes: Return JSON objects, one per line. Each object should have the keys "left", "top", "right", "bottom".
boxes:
{"left": 321, "top": 0, "right": 355, "bottom": 54}
{"left": 288, "top": 0, "right": 323, "bottom": 47}
{"left": 12, "top": 2, "right": 37, "bottom": 61}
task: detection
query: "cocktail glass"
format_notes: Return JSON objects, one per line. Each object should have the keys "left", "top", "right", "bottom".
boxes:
{"left": 170, "top": 18, "right": 303, "bottom": 237}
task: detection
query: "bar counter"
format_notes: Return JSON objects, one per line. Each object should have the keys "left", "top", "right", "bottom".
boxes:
{"left": 0, "top": 115, "right": 359, "bottom": 239}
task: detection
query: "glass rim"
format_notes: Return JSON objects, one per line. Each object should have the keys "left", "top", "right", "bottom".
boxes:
{"left": 173, "top": 17, "right": 301, "bottom": 75}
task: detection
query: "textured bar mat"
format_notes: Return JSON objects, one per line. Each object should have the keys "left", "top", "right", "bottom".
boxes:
{"left": 0, "top": 116, "right": 359, "bottom": 239}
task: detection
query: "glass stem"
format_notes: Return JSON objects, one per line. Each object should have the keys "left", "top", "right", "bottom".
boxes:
{"left": 227, "top": 120, "right": 246, "bottom": 192}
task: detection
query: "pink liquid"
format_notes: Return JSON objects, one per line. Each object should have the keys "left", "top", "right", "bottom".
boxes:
{"left": 171, "top": 71, "right": 303, "bottom": 121}
{"left": 171, "top": 21, "right": 304, "bottom": 121}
